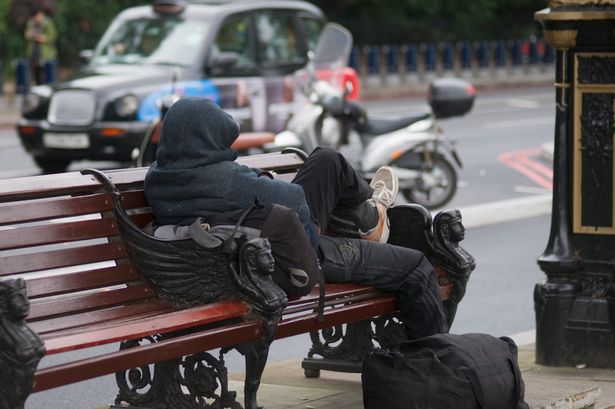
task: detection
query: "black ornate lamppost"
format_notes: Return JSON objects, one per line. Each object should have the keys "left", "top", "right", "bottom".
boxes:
{"left": 535, "top": 0, "right": 615, "bottom": 367}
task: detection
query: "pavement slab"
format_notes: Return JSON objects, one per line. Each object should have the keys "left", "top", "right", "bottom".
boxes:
{"left": 518, "top": 345, "right": 615, "bottom": 409}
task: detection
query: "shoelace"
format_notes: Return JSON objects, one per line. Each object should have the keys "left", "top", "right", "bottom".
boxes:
{"left": 371, "top": 180, "right": 395, "bottom": 207}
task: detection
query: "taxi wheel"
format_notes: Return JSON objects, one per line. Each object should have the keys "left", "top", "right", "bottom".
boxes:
{"left": 34, "top": 157, "right": 72, "bottom": 174}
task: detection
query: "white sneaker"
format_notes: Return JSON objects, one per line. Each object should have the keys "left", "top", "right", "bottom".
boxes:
{"left": 359, "top": 166, "right": 399, "bottom": 243}
{"left": 370, "top": 166, "right": 398, "bottom": 208}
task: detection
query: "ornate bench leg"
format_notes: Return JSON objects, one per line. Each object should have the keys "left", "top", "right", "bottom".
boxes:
{"left": 115, "top": 336, "right": 242, "bottom": 409}
{"left": 0, "top": 278, "right": 45, "bottom": 409}
{"left": 231, "top": 318, "right": 279, "bottom": 409}
{"left": 301, "top": 315, "right": 406, "bottom": 377}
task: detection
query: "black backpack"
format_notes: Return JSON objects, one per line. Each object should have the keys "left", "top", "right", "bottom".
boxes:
{"left": 191, "top": 203, "right": 320, "bottom": 298}
{"left": 362, "top": 333, "right": 530, "bottom": 409}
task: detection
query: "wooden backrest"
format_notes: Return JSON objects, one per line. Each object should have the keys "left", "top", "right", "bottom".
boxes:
{"left": 0, "top": 153, "right": 305, "bottom": 335}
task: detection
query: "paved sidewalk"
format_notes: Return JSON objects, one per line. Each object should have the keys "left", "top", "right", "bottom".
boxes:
{"left": 0, "top": 94, "right": 20, "bottom": 129}
{"left": 225, "top": 343, "right": 615, "bottom": 409}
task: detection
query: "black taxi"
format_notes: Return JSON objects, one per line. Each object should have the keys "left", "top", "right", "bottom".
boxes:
{"left": 17, "top": 0, "right": 326, "bottom": 173}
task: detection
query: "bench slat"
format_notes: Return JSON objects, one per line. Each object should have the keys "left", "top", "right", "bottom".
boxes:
{"left": 0, "top": 193, "right": 114, "bottom": 225}
{"left": 120, "top": 190, "right": 149, "bottom": 209}
{"left": 26, "top": 265, "right": 141, "bottom": 298}
{"left": 34, "top": 283, "right": 389, "bottom": 352}
{"left": 41, "top": 299, "right": 250, "bottom": 354}
{"left": 0, "top": 242, "right": 127, "bottom": 275}
{"left": 33, "top": 320, "right": 261, "bottom": 393}
{"left": 28, "top": 283, "right": 157, "bottom": 321}
{"left": 0, "top": 154, "right": 304, "bottom": 202}
{"left": 0, "top": 217, "right": 118, "bottom": 251}
{"left": 0, "top": 172, "right": 105, "bottom": 202}
{"left": 287, "top": 283, "right": 383, "bottom": 306}
{"left": 130, "top": 213, "right": 154, "bottom": 228}
{"left": 277, "top": 295, "right": 398, "bottom": 339}
{"left": 31, "top": 300, "right": 171, "bottom": 335}
{"left": 235, "top": 153, "right": 305, "bottom": 173}
{"left": 32, "top": 295, "right": 395, "bottom": 393}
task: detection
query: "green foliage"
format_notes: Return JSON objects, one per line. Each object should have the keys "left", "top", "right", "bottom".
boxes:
{"left": 1, "top": 0, "right": 145, "bottom": 78}
{"left": 0, "top": 0, "right": 23, "bottom": 77}
{"left": 52, "top": 0, "right": 146, "bottom": 67}
{"left": 313, "top": 0, "right": 546, "bottom": 45}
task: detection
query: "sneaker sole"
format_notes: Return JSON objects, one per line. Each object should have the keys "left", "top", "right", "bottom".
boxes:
{"left": 370, "top": 166, "right": 399, "bottom": 207}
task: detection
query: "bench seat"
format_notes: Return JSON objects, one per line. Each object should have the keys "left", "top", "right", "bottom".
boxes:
{"left": 0, "top": 152, "right": 466, "bottom": 409}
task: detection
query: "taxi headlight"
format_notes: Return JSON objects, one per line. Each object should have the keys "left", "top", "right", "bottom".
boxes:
{"left": 22, "top": 86, "right": 51, "bottom": 115}
{"left": 114, "top": 94, "right": 139, "bottom": 118}
{"left": 22, "top": 93, "right": 41, "bottom": 114}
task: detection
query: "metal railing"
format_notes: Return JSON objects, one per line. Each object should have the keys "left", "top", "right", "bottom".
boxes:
{"left": 350, "top": 39, "right": 555, "bottom": 85}
{"left": 5, "top": 39, "right": 554, "bottom": 94}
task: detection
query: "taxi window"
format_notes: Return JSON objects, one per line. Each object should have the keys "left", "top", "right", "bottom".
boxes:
{"left": 301, "top": 16, "right": 324, "bottom": 51}
{"left": 212, "top": 14, "right": 256, "bottom": 70}
{"left": 255, "top": 13, "right": 303, "bottom": 66}
{"left": 93, "top": 18, "right": 208, "bottom": 67}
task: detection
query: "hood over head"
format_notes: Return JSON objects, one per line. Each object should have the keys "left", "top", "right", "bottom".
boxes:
{"left": 155, "top": 97, "right": 240, "bottom": 169}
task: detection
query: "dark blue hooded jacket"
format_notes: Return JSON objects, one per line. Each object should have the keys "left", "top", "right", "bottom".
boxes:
{"left": 144, "top": 97, "right": 313, "bottom": 237}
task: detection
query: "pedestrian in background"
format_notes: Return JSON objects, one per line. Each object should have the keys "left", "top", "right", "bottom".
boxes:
{"left": 25, "top": 8, "right": 57, "bottom": 85}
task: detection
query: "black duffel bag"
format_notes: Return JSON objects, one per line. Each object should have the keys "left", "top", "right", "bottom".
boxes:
{"left": 362, "top": 333, "right": 530, "bottom": 409}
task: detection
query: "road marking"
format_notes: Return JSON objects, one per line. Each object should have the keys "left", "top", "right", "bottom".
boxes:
{"left": 507, "top": 98, "right": 541, "bottom": 109}
{"left": 482, "top": 116, "right": 553, "bottom": 129}
{"left": 514, "top": 185, "right": 552, "bottom": 195}
{"left": 499, "top": 147, "right": 553, "bottom": 190}
{"left": 459, "top": 194, "right": 552, "bottom": 228}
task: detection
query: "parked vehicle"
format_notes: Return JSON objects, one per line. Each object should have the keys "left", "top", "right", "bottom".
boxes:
{"left": 17, "top": 0, "right": 334, "bottom": 173}
{"left": 271, "top": 24, "right": 476, "bottom": 209}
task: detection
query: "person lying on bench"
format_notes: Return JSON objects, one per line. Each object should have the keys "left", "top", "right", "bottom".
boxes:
{"left": 144, "top": 97, "right": 449, "bottom": 340}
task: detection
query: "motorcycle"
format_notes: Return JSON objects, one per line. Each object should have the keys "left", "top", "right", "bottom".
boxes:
{"left": 271, "top": 24, "right": 476, "bottom": 209}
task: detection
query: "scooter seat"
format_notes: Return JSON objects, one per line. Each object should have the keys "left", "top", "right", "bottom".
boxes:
{"left": 359, "top": 112, "right": 430, "bottom": 135}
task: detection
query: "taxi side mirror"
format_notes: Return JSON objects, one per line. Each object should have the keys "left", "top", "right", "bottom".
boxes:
{"left": 78, "top": 49, "right": 94, "bottom": 64}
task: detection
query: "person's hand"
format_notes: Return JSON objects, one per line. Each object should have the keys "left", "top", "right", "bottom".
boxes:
{"left": 251, "top": 168, "right": 275, "bottom": 179}
{"left": 36, "top": 34, "right": 47, "bottom": 43}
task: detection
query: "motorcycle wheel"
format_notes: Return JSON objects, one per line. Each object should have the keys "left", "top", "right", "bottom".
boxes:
{"left": 398, "top": 152, "right": 458, "bottom": 210}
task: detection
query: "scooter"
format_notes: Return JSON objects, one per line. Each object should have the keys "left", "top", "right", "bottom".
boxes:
{"left": 271, "top": 25, "right": 476, "bottom": 209}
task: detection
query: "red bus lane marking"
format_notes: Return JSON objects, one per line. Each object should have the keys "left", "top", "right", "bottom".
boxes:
{"left": 498, "top": 148, "right": 553, "bottom": 190}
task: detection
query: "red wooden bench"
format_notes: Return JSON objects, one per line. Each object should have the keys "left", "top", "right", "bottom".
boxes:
{"left": 0, "top": 152, "right": 472, "bottom": 409}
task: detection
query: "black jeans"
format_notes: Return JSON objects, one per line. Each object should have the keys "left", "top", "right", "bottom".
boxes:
{"left": 292, "top": 147, "right": 449, "bottom": 339}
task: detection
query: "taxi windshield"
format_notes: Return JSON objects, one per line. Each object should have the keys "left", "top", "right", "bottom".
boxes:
{"left": 92, "top": 17, "right": 209, "bottom": 67}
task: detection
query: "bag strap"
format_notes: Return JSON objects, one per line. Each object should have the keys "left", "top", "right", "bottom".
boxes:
{"left": 222, "top": 201, "right": 260, "bottom": 254}
{"left": 508, "top": 356, "right": 524, "bottom": 409}
{"left": 232, "top": 202, "right": 259, "bottom": 238}
{"left": 501, "top": 336, "right": 526, "bottom": 409}
{"left": 317, "top": 263, "right": 325, "bottom": 322}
